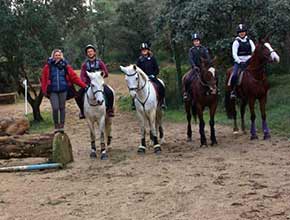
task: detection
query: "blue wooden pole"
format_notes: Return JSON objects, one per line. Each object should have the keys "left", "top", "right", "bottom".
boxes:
{"left": 0, "top": 163, "right": 63, "bottom": 172}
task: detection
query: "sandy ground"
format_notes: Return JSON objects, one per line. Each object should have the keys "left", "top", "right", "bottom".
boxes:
{"left": 0, "top": 74, "right": 290, "bottom": 220}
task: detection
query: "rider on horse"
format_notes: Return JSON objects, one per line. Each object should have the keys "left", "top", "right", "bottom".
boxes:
{"left": 230, "top": 24, "right": 255, "bottom": 99}
{"left": 183, "top": 33, "right": 213, "bottom": 101}
{"left": 76, "top": 44, "right": 114, "bottom": 118}
{"left": 136, "top": 42, "right": 165, "bottom": 108}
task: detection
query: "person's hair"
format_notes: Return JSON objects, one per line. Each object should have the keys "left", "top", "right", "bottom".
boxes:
{"left": 51, "top": 49, "right": 64, "bottom": 59}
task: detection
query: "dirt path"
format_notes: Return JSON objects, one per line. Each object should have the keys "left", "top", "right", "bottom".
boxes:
{"left": 1, "top": 74, "right": 290, "bottom": 220}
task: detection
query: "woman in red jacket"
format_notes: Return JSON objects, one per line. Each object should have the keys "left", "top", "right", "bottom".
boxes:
{"left": 41, "top": 49, "right": 87, "bottom": 133}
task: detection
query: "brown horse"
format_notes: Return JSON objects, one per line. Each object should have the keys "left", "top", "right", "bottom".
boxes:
{"left": 183, "top": 59, "right": 218, "bottom": 146}
{"left": 225, "top": 37, "right": 280, "bottom": 140}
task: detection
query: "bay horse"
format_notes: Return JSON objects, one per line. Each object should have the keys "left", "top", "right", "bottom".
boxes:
{"left": 183, "top": 59, "right": 218, "bottom": 146}
{"left": 225, "top": 37, "right": 280, "bottom": 140}
{"left": 120, "top": 64, "right": 163, "bottom": 154}
{"left": 84, "top": 71, "right": 114, "bottom": 160}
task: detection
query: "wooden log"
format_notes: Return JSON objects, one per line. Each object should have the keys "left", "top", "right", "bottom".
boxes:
{"left": 0, "top": 133, "right": 54, "bottom": 159}
{"left": 0, "top": 92, "right": 17, "bottom": 104}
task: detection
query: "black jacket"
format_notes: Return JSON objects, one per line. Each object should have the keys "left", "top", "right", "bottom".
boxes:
{"left": 189, "top": 46, "right": 212, "bottom": 69}
{"left": 136, "top": 55, "right": 159, "bottom": 76}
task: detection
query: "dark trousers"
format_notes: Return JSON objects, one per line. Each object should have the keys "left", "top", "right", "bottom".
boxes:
{"left": 150, "top": 77, "right": 165, "bottom": 101}
{"left": 231, "top": 62, "right": 248, "bottom": 87}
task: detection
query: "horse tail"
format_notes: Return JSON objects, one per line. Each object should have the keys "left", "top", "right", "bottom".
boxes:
{"left": 224, "top": 90, "right": 234, "bottom": 119}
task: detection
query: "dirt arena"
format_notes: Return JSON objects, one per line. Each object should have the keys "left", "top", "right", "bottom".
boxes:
{"left": 0, "top": 75, "right": 290, "bottom": 220}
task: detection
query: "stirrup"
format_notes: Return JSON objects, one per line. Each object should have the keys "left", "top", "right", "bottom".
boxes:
{"left": 230, "top": 90, "right": 237, "bottom": 99}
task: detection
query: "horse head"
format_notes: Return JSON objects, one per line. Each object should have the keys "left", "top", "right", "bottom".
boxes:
{"left": 255, "top": 37, "right": 280, "bottom": 64}
{"left": 200, "top": 57, "right": 217, "bottom": 95}
{"left": 120, "top": 64, "right": 148, "bottom": 98}
{"left": 86, "top": 71, "right": 105, "bottom": 105}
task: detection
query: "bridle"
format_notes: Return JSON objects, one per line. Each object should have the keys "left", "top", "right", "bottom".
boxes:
{"left": 86, "top": 83, "right": 104, "bottom": 106}
{"left": 126, "top": 71, "right": 147, "bottom": 91}
{"left": 126, "top": 70, "right": 150, "bottom": 108}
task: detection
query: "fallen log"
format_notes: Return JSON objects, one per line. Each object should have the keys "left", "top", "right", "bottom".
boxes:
{"left": 0, "top": 133, "right": 54, "bottom": 159}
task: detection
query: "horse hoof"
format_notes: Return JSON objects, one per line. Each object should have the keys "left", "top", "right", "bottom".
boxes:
{"left": 250, "top": 135, "right": 258, "bottom": 140}
{"left": 107, "top": 136, "right": 112, "bottom": 146}
{"left": 154, "top": 146, "right": 162, "bottom": 155}
{"left": 100, "top": 152, "right": 108, "bottom": 160}
{"left": 263, "top": 133, "right": 271, "bottom": 140}
{"left": 90, "top": 150, "right": 97, "bottom": 158}
{"left": 200, "top": 143, "right": 208, "bottom": 147}
{"left": 233, "top": 131, "right": 239, "bottom": 135}
{"left": 137, "top": 147, "right": 146, "bottom": 154}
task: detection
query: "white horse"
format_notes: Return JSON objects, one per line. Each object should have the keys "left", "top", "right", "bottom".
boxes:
{"left": 120, "top": 64, "right": 164, "bottom": 154}
{"left": 84, "top": 71, "right": 113, "bottom": 160}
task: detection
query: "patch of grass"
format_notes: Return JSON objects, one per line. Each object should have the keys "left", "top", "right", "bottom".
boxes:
{"left": 117, "top": 95, "right": 133, "bottom": 112}
{"left": 28, "top": 111, "right": 54, "bottom": 133}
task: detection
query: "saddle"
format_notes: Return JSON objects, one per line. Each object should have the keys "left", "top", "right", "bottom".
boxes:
{"left": 150, "top": 78, "right": 164, "bottom": 105}
{"left": 227, "top": 68, "right": 245, "bottom": 86}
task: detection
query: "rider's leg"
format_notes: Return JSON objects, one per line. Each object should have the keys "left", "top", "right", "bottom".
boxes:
{"left": 230, "top": 63, "right": 240, "bottom": 99}
{"left": 75, "top": 88, "right": 85, "bottom": 119}
{"left": 104, "top": 84, "right": 114, "bottom": 117}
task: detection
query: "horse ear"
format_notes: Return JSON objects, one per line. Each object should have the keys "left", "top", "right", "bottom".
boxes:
{"left": 86, "top": 71, "right": 92, "bottom": 78}
{"left": 133, "top": 65, "right": 137, "bottom": 70}
{"left": 100, "top": 71, "right": 104, "bottom": 77}
{"left": 120, "top": 66, "right": 126, "bottom": 73}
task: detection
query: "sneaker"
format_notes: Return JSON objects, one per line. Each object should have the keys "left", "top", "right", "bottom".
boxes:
{"left": 79, "top": 112, "right": 85, "bottom": 119}
{"left": 107, "top": 109, "right": 115, "bottom": 117}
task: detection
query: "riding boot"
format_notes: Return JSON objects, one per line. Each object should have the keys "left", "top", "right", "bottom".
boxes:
{"left": 131, "top": 99, "right": 136, "bottom": 110}
{"left": 183, "top": 92, "right": 189, "bottom": 101}
{"left": 230, "top": 86, "right": 237, "bottom": 99}
{"left": 161, "top": 98, "right": 167, "bottom": 109}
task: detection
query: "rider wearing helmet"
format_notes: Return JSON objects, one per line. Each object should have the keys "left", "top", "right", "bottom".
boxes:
{"left": 76, "top": 44, "right": 115, "bottom": 118}
{"left": 230, "top": 24, "right": 255, "bottom": 99}
{"left": 183, "top": 33, "right": 213, "bottom": 101}
{"left": 136, "top": 42, "right": 166, "bottom": 109}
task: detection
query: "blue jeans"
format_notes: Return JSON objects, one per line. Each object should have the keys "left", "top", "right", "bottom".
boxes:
{"left": 231, "top": 63, "right": 240, "bottom": 87}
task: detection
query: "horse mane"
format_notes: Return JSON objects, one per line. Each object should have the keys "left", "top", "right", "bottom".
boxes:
{"left": 134, "top": 65, "right": 149, "bottom": 81}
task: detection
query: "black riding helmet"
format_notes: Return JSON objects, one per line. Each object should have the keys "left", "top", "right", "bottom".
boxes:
{"left": 140, "top": 42, "right": 150, "bottom": 50}
{"left": 191, "top": 33, "right": 201, "bottom": 41}
{"left": 85, "top": 44, "right": 96, "bottom": 53}
{"left": 236, "top": 24, "right": 247, "bottom": 33}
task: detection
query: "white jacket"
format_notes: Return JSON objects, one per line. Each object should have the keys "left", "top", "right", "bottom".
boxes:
{"left": 232, "top": 36, "right": 255, "bottom": 64}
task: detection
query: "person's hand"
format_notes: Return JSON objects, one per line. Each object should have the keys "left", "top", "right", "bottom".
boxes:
{"left": 194, "top": 66, "right": 200, "bottom": 72}
{"left": 240, "top": 62, "right": 247, "bottom": 69}
{"left": 149, "top": 75, "right": 155, "bottom": 79}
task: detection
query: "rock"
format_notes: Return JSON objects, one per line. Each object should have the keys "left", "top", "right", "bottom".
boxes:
{"left": 52, "top": 132, "right": 73, "bottom": 165}
{"left": 0, "top": 116, "right": 30, "bottom": 136}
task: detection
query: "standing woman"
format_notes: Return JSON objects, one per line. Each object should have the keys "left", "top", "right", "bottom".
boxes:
{"left": 41, "top": 49, "right": 87, "bottom": 133}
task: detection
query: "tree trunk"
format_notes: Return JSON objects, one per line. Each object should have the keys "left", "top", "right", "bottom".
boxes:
{"left": 17, "top": 76, "right": 44, "bottom": 122}
{"left": 172, "top": 40, "right": 182, "bottom": 106}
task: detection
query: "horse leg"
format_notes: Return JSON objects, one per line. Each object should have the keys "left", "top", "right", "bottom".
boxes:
{"left": 185, "top": 101, "right": 193, "bottom": 142}
{"left": 259, "top": 97, "right": 270, "bottom": 140}
{"left": 198, "top": 106, "right": 207, "bottom": 147}
{"left": 240, "top": 98, "right": 247, "bottom": 134}
{"left": 87, "top": 120, "right": 97, "bottom": 158}
{"left": 99, "top": 116, "right": 108, "bottom": 160}
{"left": 149, "top": 111, "right": 161, "bottom": 154}
{"left": 249, "top": 98, "right": 258, "bottom": 140}
{"left": 136, "top": 111, "right": 146, "bottom": 154}
{"left": 156, "top": 108, "right": 164, "bottom": 144}
{"left": 232, "top": 99, "right": 239, "bottom": 134}
{"left": 209, "top": 103, "right": 218, "bottom": 146}
{"left": 105, "top": 116, "right": 112, "bottom": 147}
